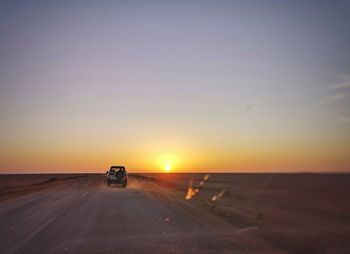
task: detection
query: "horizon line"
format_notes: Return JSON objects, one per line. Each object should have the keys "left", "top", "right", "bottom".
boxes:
{"left": 1, "top": 171, "right": 349, "bottom": 175}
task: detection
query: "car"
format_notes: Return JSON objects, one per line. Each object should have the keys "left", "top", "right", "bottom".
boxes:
{"left": 106, "top": 166, "right": 128, "bottom": 187}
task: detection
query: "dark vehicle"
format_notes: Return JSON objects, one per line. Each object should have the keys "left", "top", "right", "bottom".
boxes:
{"left": 106, "top": 166, "right": 128, "bottom": 187}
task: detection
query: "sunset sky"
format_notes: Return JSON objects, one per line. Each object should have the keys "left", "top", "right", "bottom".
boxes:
{"left": 1, "top": 1, "right": 349, "bottom": 173}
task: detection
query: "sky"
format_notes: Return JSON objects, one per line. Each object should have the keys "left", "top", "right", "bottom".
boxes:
{"left": 1, "top": 0, "right": 350, "bottom": 173}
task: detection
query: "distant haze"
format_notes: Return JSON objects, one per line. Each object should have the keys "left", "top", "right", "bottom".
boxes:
{"left": 1, "top": 1, "right": 350, "bottom": 173}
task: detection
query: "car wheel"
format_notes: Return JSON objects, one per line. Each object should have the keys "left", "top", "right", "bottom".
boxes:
{"left": 122, "top": 180, "right": 127, "bottom": 188}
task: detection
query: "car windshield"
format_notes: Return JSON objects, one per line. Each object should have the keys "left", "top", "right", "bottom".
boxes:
{"left": 111, "top": 167, "right": 124, "bottom": 172}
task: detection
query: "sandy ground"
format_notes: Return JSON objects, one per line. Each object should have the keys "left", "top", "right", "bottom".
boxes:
{"left": 0, "top": 173, "right": 349, "bottom": 254}
{"left": 0, "top": 174, "right": 238, "bottom": 254}
{"left": 133, "top": 173, "right": 350, "bottom": 254}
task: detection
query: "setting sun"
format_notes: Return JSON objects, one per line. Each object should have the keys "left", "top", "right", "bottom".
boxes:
{"left": 156, "top": 153, "right": 179, "bottom": 172}
{"left": 164, "top": 164, "right": 171, "bottom": 172}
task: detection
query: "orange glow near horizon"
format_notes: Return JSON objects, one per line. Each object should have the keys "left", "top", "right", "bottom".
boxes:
{"left": 0, "top": 139, "right": 350, "bottom": 173}
{"left": 0, "top": 124, "right": 349, "bottom": 173}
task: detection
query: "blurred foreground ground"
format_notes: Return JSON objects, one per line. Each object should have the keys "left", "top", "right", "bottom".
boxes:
{"left": 0, "top": 173, "right": 349, "bottom": 253}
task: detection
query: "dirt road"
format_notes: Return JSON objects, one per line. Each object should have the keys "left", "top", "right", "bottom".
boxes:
{"left": 0, "top": 175, "right": 239, "bottom": 254}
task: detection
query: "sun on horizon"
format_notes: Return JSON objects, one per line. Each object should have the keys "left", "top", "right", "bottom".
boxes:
{"left": 164, "top": 164, "right": 171, "bottom": 172}
{"left": 156, "top": 153, "right": 179, "bottom": 173}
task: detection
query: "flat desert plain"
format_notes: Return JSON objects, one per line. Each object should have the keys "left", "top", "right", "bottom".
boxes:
{"left": 0, "top": 173, "right": 349, "bottom": 254}
{"left": 139, "top": 173, "right": 350, "bottom": 253}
